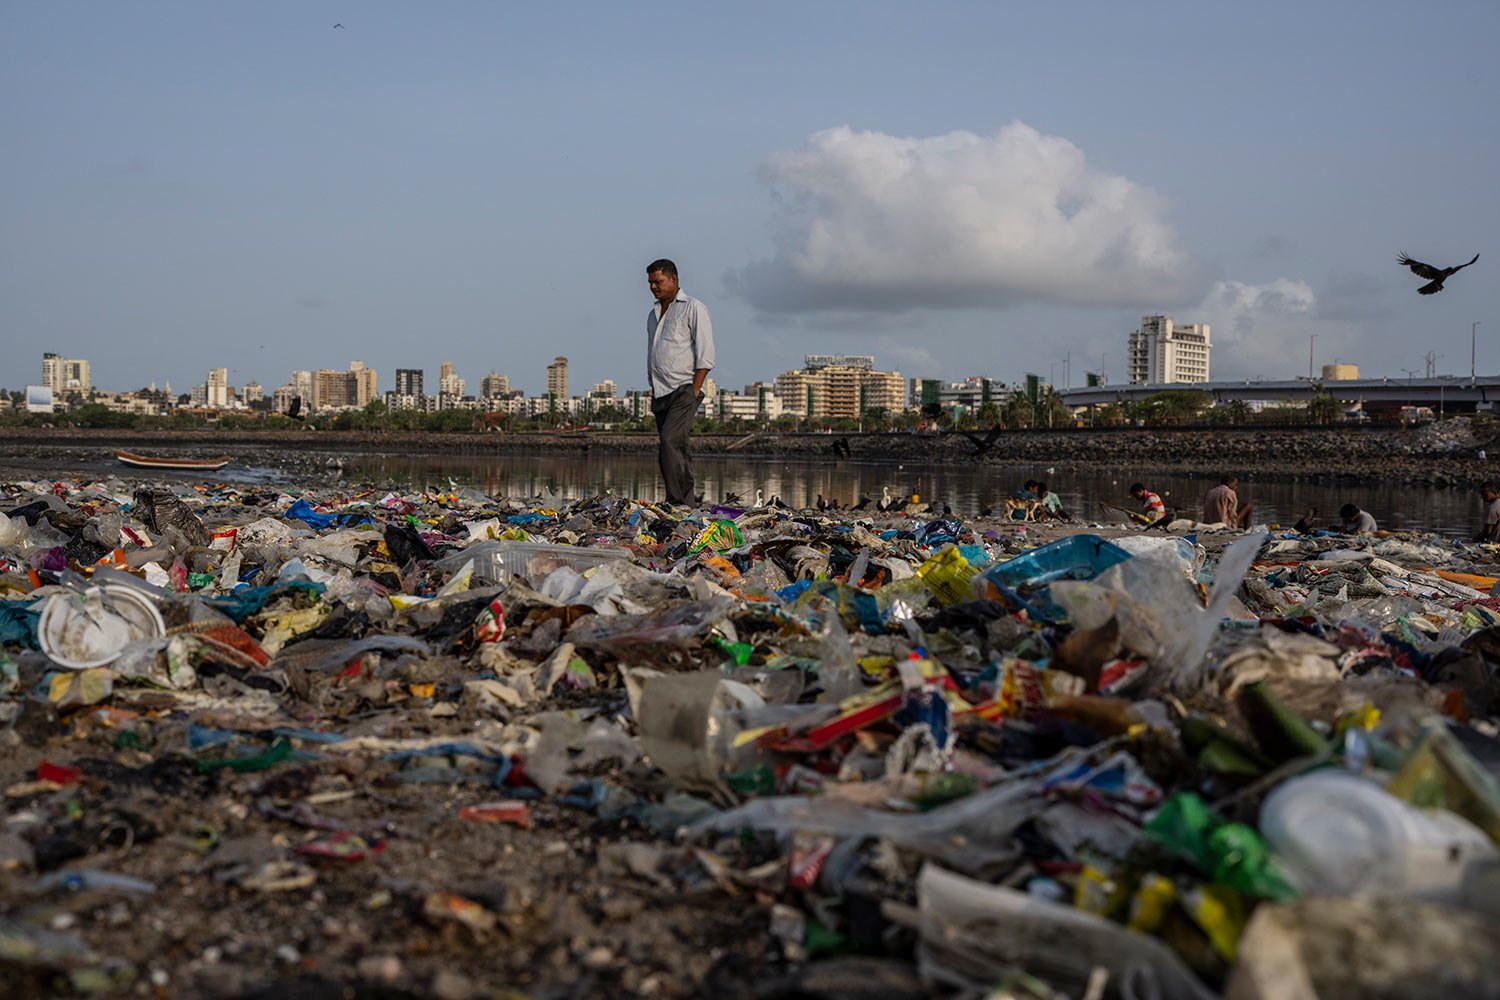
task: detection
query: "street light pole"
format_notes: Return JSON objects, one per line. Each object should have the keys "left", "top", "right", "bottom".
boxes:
{"left": 1308, "top": 334, "right": 1317, "bottom": 379}
{"left": 1475, "top": 322, "right": 1482, "bottom": 387}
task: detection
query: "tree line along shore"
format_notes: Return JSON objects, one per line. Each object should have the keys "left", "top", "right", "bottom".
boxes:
{"left": 1, "top": 420, "right": 1496, "bottom": 488}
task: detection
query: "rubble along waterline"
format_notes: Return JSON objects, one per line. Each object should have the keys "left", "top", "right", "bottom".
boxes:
{"left": 0, "top": 444, "right": 1489, "bottom": 538}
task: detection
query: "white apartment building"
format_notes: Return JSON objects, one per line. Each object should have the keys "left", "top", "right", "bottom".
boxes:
{"left": 206, "top": 368, "right": 230, "bottom": 408}
{"left": 546, "top": 357, "right": 569, "bottom": 400}
{"left": 1127, "top": 315, "right": 1211, "bottom": 384}
{"left": 438, "top": 361, "right": 465, "bottom": 398}
{"left": 480, "top": 372, "right": 511, "bottom": 398}
{"left": 42, "top": 353, "right": 91, "bottom": 396}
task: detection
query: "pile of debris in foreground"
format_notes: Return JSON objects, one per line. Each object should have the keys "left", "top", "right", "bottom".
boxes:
{"left": 3, "top": 477, "right": 1500, "bottom": 999}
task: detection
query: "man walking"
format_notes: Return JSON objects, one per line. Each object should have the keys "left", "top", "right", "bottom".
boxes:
{"left": 645, "top": 259, "right": 715, "bottom": 506}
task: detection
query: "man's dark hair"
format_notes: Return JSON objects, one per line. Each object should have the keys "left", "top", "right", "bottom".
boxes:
{"left": 1129, "top": 482, "right": 1145, "bottom": 495}
{"left": 1024, "top": 480, "right": 1037, "bottom": 490}
{"left": 1036, "top": 481, "right": 1049, "bottom": 494}
{"left": 1339, "top": 503, "right": 1360, "bottom": 520}
{"left": 646, "top": 258, "right": 678, "bottom": 278}
{"left": 1483, "top": 481, "right": 1499, "bottom": 493}
{"left": 1221, "top": 474, "right": 1239, "bottom": 485}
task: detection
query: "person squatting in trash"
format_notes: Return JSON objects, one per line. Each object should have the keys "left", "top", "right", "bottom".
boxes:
{"left": 1338, "top": 503, "right": 1378, "bottom": 535}
{"left": 1129, "top": 483, "right": 1168, "bottom": 526}
{"left": 1204, "top": 475, "right": 1254, "bottom": 529}
{"left": 1479, "top": 482, "right": 1500, "bottom": 543}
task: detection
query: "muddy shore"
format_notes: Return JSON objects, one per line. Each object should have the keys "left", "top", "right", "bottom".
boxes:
{"left": 2, "top": 422, "right": 1497, "bottom": 487}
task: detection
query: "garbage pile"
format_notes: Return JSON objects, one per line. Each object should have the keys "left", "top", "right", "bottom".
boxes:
{"left": 3, "top": 476, "right": 1500, "bottom": 998}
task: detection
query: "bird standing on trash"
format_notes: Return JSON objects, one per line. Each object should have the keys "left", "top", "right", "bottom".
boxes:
{"left": 1397, "top": 252, "right": 1480, "bottom": 295}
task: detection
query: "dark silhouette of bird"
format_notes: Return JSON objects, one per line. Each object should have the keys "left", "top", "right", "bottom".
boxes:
{"left": 723, "top": 491, "right": 742, "bottom": 505}
{"left": 1398, "top": 252, "right": 1480, "bottom": 295}
{"left": 941, "top": 502, "right": 953, "bottom": 517}
{"left": 769, "top": 495, "right": 791, "bottom": 510}
{"left": 816, "top": 494, "right": 827, "bottom": 511}
{"left": 962, "top": 425, "right": 1004, "bottom": 457}
{"left": 333, "top": 23, "right": 344, "bottom": 29}
{"left": 1292, "top": 507, "right": 1317, "bottom": 534}
{"left": 286, "top": 396, "right": 304, "bottom": 421}
{"left": 830, "top": 436, "right": 852, "bottom": 459}
{"left": 851, "top": 495, "right": 872, "bottom": 511}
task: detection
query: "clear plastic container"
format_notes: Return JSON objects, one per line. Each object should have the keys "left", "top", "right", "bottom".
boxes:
{"left": 449, "top": 540, "right": 630, "bottom": 585}
{"left": 1260, "top": 768, "right": 1497, "bottom": 903}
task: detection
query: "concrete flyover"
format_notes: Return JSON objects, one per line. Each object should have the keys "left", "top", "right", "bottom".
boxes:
{"left": 1056, "top": 375, "right": 1500, "bottom": 410}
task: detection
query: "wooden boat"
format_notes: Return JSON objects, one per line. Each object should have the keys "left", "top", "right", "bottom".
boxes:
{"left": 115, "top": 450, "right": 231, "bottom": 472}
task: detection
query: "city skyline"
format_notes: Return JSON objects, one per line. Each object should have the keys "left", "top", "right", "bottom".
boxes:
{"left": 2, "top": 4, "right": 1495, "bottom": 395}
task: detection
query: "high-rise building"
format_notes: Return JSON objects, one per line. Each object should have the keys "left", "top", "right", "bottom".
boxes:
{"left": 42, "top": 353, "right": 91, "bottom": 396}
{"left": 1322, "top": 363, "right": 1359, "bottom": 381}
{"left": 349, "top": 360, "right": 377, "bottom": 407}
{"left": 909, "top": 376, "right": 1003, "bottom": 414}
{"left": 775, "top": 369, "right": 821, "bottom": 416}
{"left": 480, "top": 372, "right": 510, "bottom": 398}
{"left": 1127, "top": 315, "right": 1211, "bottom": 384}
{"left": 438, "top": 361, "right": 465, "bottom": 398}
{"left": 546, "top": 356, "right": 568, "bottom": 400}
{"left": 242, "top": 382, "right": 264, "bottom": 404}
{"left": 206, "top": 368, "right": 229, "bottom": 408}
{"left": 589, "top": 379, "right": 617, "bottom": 398}
{"left": 396, "top": 368, "right": 425, "bottom": 396}
{"left": 859, "top": 370, "right": 907, "bottom": 414}
{"left": 274, "top": 370, "right": 314, "bottom": 414}
{"left": 304, "top": 361, "right": 378, "bottom": 410}
{"left": 776, "top": 361, "right": 906, "bottom": 418}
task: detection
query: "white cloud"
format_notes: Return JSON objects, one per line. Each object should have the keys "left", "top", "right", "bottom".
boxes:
{"left": 1198, "top": 278, "right": 1338, "bottom": 379}
{"left": 732, "top": 123, "right": 1188, "bottom": 313}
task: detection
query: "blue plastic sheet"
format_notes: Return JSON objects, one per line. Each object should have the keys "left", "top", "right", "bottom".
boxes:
{"left": 204, "top": 580, "right": 326, "bottom": 623}
{"left": 0, "top": 599, "right": 41, "bottom": 649}
{"left": 978, "top": 534, "right": 1132, "bottom": 591}
{"left": 285, "top": 498, "right": 337, "bottom": 529}
{"left": 383, "top": 742, "right": 513, "bottom": 787}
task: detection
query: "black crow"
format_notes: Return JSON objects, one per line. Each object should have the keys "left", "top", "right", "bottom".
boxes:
{"left": 962, "top": 425, "right": 1004, "bottom": 457}
{"left": 1398, "top": 252, "right": 1480, "bottom": 295}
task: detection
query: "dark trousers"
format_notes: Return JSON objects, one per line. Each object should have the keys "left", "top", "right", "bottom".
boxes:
{"left": 651, "top": 385, "right": 698, "bottom": 505}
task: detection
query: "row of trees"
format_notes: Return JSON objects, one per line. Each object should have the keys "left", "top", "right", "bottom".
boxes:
{"left": 0, "top": 387, "right": 1358, "bottom": 433}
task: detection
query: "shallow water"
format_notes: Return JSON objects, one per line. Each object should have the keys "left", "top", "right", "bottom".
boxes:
{"left": 6, "top": 448, "right": 1488, "bottom": 538}
{"left": 322, "top": 452, "right": 1487, "bottom": 539}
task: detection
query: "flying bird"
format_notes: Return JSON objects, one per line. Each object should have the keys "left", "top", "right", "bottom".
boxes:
{"left": 333, "top": 23, "right": 344, "bottom": 29}
{"left": 962, "top": 425, "right": 1004, "bottom": 458}
{"left": 1397, "top": 252, "right": 1480, "bottom": 295}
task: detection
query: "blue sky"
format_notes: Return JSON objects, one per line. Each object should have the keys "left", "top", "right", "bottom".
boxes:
{"left": 3, "top": 1, "right": 1496, "bottom": 397}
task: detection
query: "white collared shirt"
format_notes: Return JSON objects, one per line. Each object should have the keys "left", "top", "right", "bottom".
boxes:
{"left": 646, "top": 291, "right": 715, "bottom": 398}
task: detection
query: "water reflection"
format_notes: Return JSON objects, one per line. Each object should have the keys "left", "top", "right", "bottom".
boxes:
{"left": 332, "top": 452, "right": 1486, "bottom": 539}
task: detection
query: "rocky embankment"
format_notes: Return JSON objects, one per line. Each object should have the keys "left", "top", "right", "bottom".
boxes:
{"left": 1, "top": 420, "right": 1496, "bottom": 486}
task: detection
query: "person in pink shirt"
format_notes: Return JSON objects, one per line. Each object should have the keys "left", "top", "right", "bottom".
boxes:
{"left": 1478, "top": 482, "right": 1500, "bottom": 543}
{"left": 1203, "top": 475, "right": 1254, "bottom": 528}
